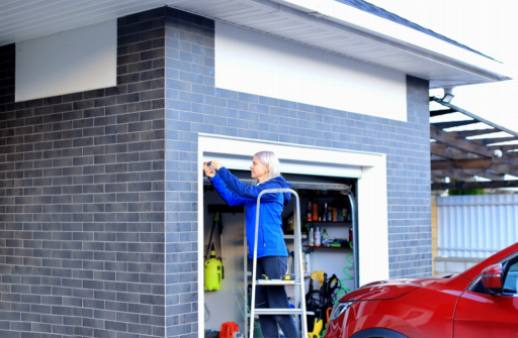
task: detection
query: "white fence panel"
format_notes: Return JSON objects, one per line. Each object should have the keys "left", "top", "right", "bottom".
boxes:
{"left": 437, "top": 194, "right": 518, "bottom": 258}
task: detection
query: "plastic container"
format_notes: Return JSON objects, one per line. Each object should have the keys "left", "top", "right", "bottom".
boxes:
{"left": 220, "top": 321, "right": 239, "bottom": 338}
{"left": 314, "top": 227, "right": 321, "bottom": 247}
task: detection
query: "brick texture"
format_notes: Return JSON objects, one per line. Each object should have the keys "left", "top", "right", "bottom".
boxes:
{"left": 0, "top": 8, "right": 167, "bottom": 338}
{"left": 1, "top": 6, "right": 431, "bottom": 338}
{"left": 162, "top": 8, "right": 430, "bottom": 337}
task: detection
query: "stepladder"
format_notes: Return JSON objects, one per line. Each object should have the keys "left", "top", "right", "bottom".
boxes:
{"left": 246, "top": 188, "right": 308, "bottom": 338}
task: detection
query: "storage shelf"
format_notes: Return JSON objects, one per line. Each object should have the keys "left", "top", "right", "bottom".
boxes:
{"left": 284, "top": 234, "right": 308, "bottom": 239}
{"left": 305, "top": 221, "right": 351, "bottom": 226}
{"left": 304, "top": 245, "right": 352, "bottom": 251}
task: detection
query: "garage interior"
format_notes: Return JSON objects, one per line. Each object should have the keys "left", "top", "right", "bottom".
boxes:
{"left": 202, "top": 171, "right": 358, "bottom": 335}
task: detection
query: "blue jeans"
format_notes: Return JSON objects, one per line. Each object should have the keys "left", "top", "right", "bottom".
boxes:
{"left": 254, "top": 256, "right": 299, "bottom": 338}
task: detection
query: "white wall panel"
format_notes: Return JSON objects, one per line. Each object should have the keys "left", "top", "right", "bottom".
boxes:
{"left": 437, "top": 194, "right": 518, "bottom": 258}
{"left": 215, "top": 22, "right": 407, "bottom": 121}
{"left": 15, "top": 20, "right": 116, "bottom": 102}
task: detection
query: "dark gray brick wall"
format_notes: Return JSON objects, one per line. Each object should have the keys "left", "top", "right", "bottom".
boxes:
{"left": 0, "top": 8, "right": 167, "bottom": 338}
{"left": 163, "top": 8, "right": 430, "bottom": 337}
{"left": 163, "top": 10, "right": 214, "bottom": 338}
{"left": 1, "top": 6, "right": 431, "bottom": 338}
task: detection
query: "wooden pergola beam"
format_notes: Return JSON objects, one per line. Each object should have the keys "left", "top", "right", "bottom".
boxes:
{"left": 434, "top": 168, "right": 505, "bottom": 181}
{"left": 480, "top": 136, "right": 517, "bottom": 146}
{"left": 437, "top": 169, "right": 518, "bottom": 180}
{"left": 432, "top": 170, "right": 474, "bottom": 182}
{"left": 430, "top": 125, "right": 494, "bottom": 158}
{"left": 431, "top": 143, "right": 474, "bottom": 160}
{"left": 432, "top": 158, "right": 518, "bottom": 178}
{"left": 456, "top": 128, "right": 497, "bottom": 138}
{"left": 432, "top": 158, "right": 518, "bottom": 172}
{"left": 464, "top": 170, "right": 506, "bottom": 181}
{"left": 429, "top": 96, "right": 518, "bottom": 190}
{"left": 430, "top": 96, "right": 518, "bottom": 137}
{"left": 432, "top": 180, "right": 518, "bottom": 190}
{"left": 432, "top": 120, "right": 478, "bottom": 129}
{"left": 489, "top": 144, "right": 518, "bottom": 152}
{"left": 432, "top": 158, "right": 493, "bottom": 170}
{"left": 430, "top": 108, "right": 455, "bottom": 117}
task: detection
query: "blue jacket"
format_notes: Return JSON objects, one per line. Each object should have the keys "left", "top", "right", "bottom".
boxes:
{"left": 210, "top": 167, "right": 291, "bottom": 258}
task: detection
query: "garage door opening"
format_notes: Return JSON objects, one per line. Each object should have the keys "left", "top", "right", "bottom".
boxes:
{"left": 197, "top": 134, "right": 389, "bottom": 337}
{"left": 202, "top": 171, "right": 358, "bottom": 335}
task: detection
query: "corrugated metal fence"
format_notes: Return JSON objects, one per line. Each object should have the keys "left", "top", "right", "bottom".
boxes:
{"left": 437, "top": 194, "right": 518, "bottom": 258}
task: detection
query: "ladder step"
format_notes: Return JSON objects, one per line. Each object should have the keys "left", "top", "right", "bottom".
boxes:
{"left": 256, "top": 279, "right": 298, "bottom": 286}
{"left": 254, "top": 308, "right": 306, "bottom": 315}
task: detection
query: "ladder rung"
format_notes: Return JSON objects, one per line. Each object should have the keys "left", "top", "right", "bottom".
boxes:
{"left": 253, "top": 308, "right": 305, "bottom": 315}
{"left": 256, "top": 279, "right": 298, "bottom": 286}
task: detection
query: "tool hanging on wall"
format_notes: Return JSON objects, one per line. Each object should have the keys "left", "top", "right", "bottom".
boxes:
{"left": 205, "top": 212, "right": 225, "bottom": 291}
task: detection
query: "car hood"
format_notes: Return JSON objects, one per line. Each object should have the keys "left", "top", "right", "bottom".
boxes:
{"left": 342, "top": 278, "right": 442, "bottom": 302}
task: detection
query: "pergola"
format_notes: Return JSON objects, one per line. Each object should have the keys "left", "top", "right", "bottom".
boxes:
{"left": 430, "top": 96, "right": 518, "bottom": 190}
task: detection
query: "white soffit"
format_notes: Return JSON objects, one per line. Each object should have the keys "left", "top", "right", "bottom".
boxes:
{"left": 173, "top": 0, "right": 510, "bottom": 88}
{"left": 0, "top": 0, "right": 511, "bottom": 88}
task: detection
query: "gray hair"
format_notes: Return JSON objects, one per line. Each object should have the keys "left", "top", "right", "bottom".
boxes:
{"left": 254, "top": 151, "right": 280, "bottom": 179}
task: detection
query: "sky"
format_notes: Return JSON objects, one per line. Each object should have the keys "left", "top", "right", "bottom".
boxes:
{"left": 368, "top": 0, "right": 518, "bottom": 132}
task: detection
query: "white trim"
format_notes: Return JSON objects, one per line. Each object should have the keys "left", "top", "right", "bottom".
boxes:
{"left": 197, "top": 133, "right": 389, "bottom": 336}
{"left": 273, "top": 0, "right": 510, "bottom": 81}
{"left": 197, "top": 140, "right": 204, "bottom": 336}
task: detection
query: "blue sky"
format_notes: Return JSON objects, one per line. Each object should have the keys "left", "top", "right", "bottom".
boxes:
{"left": 369, "top": 0, "right": 518, "bottom": 132}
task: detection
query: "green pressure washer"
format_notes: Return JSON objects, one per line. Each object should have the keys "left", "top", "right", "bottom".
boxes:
{"left": 204, "top": 212, "right": 224, "bottom": 291}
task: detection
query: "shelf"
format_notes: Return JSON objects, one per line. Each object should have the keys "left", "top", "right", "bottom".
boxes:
{"left": 305, "top": 221, "right": 351, "bottom": 226}
{"left": 284, "top": 234, "right": 308, "bottom": 239}
{"left": 304, "top": 245, "right": 352, "bottom": 251}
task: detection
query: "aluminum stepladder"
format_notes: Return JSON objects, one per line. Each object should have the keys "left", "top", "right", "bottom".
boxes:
{"left": 248, "top": 188, "right": 308, "bottom": 338}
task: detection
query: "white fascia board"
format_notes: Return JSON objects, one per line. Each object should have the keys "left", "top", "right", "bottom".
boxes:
{"left": 274, "top": 0, "right": 511, "bottom": 82}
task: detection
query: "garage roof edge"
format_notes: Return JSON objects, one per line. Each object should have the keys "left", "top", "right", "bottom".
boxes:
{"left": 269, "top": 0, "right": 511, "bottom": 83}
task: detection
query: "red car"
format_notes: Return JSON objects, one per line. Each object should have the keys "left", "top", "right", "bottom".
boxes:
{"left": 325, "top": 242, "right": 518, "bottom": 338}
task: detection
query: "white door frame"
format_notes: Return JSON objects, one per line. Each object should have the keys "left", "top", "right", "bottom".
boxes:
{"left": 197, "top": 133, "right": 388, "bottom": 335}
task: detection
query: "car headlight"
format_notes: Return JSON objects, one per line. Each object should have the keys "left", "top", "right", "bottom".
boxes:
{"left": 329, "top": 301, "right": 351, "bottom": 321}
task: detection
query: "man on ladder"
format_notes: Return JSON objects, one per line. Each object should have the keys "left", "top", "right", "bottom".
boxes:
{"left": 203, "top": 151, "right": 307, "bottom": 338}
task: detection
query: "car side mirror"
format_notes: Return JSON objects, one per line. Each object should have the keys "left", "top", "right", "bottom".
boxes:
{"left": 481, "top": 263, "right": 503, "bottom": 292}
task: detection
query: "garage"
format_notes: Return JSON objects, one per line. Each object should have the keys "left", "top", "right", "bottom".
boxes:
{"left": 198, "top": 134, "right": 389, "bottom": 335}
{"left": 3, "top": 0, "right": 509, "bottom": 336}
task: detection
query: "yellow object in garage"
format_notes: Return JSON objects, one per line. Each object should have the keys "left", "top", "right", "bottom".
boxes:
{"left": 310, "top": 271, "right": 325, "bottom": 286}
{"left": 204, "top": 247, "right": 224, "bottom": 291}
{"left": 307, "top": 318, "right": 323, "bottom": 338}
